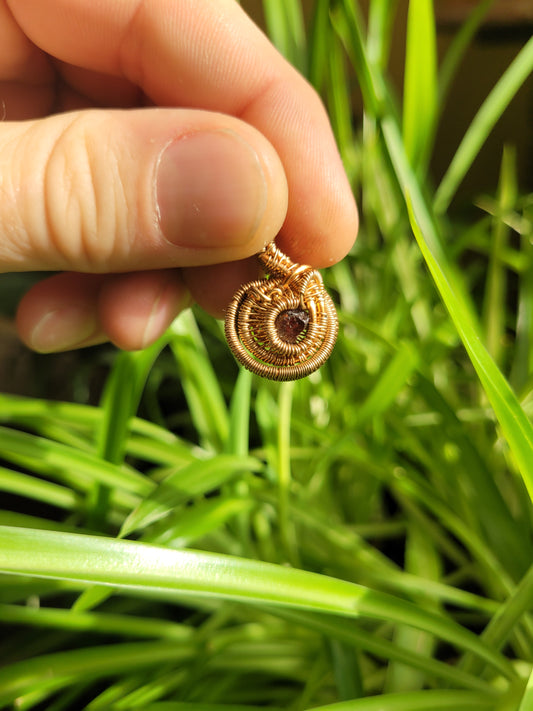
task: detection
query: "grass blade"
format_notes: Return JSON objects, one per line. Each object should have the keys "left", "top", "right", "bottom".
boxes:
{"left": 226, "top": 368, "right": 252, "bottom": 457}
{"left": 169, "top": 312, "right": 229, "bottom": 452}
{"left": 356, "top": 342, "right": 419, "bottom": 425}
{"left": 435, "top": 35, "right": 533, "bottom": 213}
{"left": 309, "top": 0, "right": 331, "bottom": 90}
{"left": 0, "top": 425, "right": 152, "bottom": 497}
{"left": 0, "top": 466, "right": 78, "bottom": 511}
{"left": 367, "top": 0, "right": 399, "bottom": 70}
{"left": 274, "top": 609, "right": 495, "bottom": 693}
{"left": 518, "top": 669, "right": 533, "bottom": 711}
{"left": 96, "top": 339, "right": 168, "bottom": 463}
{"left": 403, "top": 0, "right": 437, "bottom": 171}
{"left": 0, "top": 526, "right": 516, "bottom": 680}
{"left": 482, "top": 147, "right": 517, "bottom": 365}
{"left": 438, "top": 0, "right": 495, "bottom": 107}
{"left": 262, "top": 0, "right": 307, "bottom": 73}
{"left": 0, "top": 603, "right": 191, "bottom": 640}
{"left": 120, "top": 454, "right": 261, "bottom": 537}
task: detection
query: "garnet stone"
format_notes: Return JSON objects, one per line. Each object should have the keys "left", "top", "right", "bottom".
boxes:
{"left": 275, "top": 309, "right": 310, "bottom": 343}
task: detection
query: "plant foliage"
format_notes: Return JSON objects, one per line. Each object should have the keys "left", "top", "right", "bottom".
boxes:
{"left": 1, "top": 1, "right": 533, "bottom": 708}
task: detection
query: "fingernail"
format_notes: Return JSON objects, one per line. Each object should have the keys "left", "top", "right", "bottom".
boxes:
{"left": 156, "top": 130, "right": 267, "bottom": 249}
{"left": 30, "top": 306, "right": 98, "bottom": 352}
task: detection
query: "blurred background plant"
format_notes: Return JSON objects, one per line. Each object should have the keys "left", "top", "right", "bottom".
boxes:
{"left": 0, "top": 1, "right": 533, "bottom": 709}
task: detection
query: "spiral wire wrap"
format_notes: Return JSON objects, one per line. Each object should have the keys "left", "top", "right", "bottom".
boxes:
{"left": 224, "top": 242, "right": 338, "bottom": 381}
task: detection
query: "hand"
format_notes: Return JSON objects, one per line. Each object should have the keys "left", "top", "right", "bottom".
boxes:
{"left": 3, "top": 0, "right": 358, "bottom": 352}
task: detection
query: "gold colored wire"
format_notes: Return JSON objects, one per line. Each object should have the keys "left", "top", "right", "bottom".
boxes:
{"left": 224, "top": 242, "right": 339, "bottom": 381}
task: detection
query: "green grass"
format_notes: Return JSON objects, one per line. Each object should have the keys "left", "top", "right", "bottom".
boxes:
{"left": 1, "top": 1, "right": 533, "bottom": 708}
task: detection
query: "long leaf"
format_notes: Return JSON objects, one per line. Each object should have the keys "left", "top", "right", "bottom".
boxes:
{"left": 0, "top": 526, "right": 515, "bottom": 680}
{"left": 403, "top": 0, "right": 437, "bottom": 171}
{"left": 435, "top": 35, "right": 533, "bottom": 213}
{"left": 262, "top": 0, "right": 307, "bottom": 73}
{"left": 438, "top": 0, "right": 495, "bottom": 107}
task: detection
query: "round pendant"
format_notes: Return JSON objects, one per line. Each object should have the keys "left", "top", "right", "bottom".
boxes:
{"left": 224, "top": 242, "right": 338, "bottom": 381}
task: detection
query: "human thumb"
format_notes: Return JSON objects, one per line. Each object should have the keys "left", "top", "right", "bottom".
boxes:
{"left": 0, "top": 108, "right": 288, "bottom": 274}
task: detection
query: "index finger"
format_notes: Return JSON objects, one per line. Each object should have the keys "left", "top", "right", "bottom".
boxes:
{"left": 8, "top": 0, "right": 358, "bottom": 266}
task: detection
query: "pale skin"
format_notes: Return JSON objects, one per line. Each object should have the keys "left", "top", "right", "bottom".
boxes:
{"left": 1, "top": 0, "right": 358, "bottom": 353}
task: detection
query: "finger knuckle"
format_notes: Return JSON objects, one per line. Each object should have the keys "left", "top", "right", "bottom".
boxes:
{"left": 42, "top": 112, "right": 131, "bottom": 270}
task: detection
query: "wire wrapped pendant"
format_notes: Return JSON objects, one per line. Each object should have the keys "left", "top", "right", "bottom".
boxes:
{"left": 224, "top": 242, "right": 338, "bottom": 381}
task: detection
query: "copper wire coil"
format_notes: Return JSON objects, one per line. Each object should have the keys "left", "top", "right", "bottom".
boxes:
{"left": 224, "top": 242, "right": 339, "bottom": 381}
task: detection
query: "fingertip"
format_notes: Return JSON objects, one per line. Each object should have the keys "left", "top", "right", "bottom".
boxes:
{"left": 98, "top": 270, "right": 188, "bottom": 350}
{"left": 278, "top": 186, "right": 358, "bottom": 269}
{"left": 243, "top": 75, "right": 358, "bottom": 268}
{"left": 16, "top": 274, "right": 105, "bottom": 352}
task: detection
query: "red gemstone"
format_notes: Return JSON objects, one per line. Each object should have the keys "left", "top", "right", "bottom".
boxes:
{"left": 275, "top": 309, "right": 310, "bottom": 343}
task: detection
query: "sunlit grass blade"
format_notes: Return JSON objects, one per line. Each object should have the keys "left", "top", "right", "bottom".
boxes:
{"left": 96, "top": 339, "right": 169, "bottom": 465}
{"left": 0, "top": 526, "right": 516, "bottom": 680}
{"left": 402, "top": 0, "right": 437, "bottom": 172}
{"left": 224, "top": 367, "right": 255, "bottom": 556}
{"left": 226, "top": 367, "right": 252, "bottom": 457}
{"left": 0, "top": 465, "right": 78, "bottom": 511}
{"left": 277, "top": 381, "right": 298, "bottom": 565}
{"left": 91, "top": 336, "right": 170, "bottom": 528}
{"left": 262, "top": 0, "right": 307, "bottom": 73}
{"left": 518, "top": 669, "right": 533, "bottom": 711}
{"left": 169, "top": 311, "right": 229, "bottom": 452}
{"left": 435, "top": 35, "right": 533, "bottom": 213}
